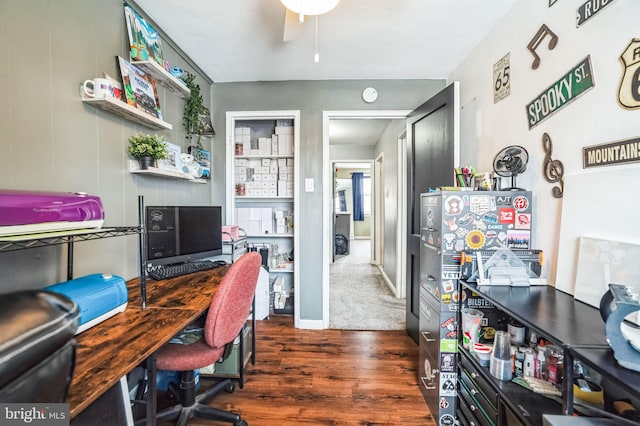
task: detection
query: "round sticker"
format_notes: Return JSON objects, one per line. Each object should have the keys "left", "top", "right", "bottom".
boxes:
{"left": 513, "top": 195, "right": 529, "bottom": 211}
{"left": 444, "top": 196, "right": 463, "bottom": 215}
{"left": 440, "top": 414, "right": 455, "bottom": 426}
{"left": 466, "top": 230, "right": 486, "bottom": 249}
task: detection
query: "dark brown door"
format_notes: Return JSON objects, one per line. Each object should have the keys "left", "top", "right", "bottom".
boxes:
{"left": 406, "top": 82, "right": 458, "bottom": 343}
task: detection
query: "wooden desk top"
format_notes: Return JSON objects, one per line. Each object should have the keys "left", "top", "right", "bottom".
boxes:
{"left": 67, "top": 266, "right": 229, "bottom": 418}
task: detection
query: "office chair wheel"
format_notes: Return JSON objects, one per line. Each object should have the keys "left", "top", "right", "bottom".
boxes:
{"left": 238, "top": 421, "right": 248, "bottom": 426}
{"left": 224, "top": 382, "right": 235, "bottom": 393}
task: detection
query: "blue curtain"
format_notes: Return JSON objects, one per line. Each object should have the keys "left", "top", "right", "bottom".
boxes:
{"left": 352, "top": 172, "right": 364, "bottom": 221}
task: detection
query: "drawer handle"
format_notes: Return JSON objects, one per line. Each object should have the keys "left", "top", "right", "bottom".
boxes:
{"left": 471, "top": 372, "right": 478, "bottom": 379}
{"left": 427, "top": 275, "right": 436, "bottom": 282}
{"left": 470, "top": 404, "right": 477, "bottom": 412}
{"left": 471, "top": 389, "right": 478, "bottom": 396}
{"left": 470, "top": 422, "right": 476, "bottom": 426}
{"left": 426, "top": 227, "right": 436, "bottom": 232}
{"left": 424, "top": 383, "right": 437, "bottom": 390}
{"left": 421, "top": 331, "right": 436, "bottom": 342}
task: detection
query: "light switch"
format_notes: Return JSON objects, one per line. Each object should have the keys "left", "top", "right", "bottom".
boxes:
{"left": 305, "top": 178, "right": 314, "bottom": 192}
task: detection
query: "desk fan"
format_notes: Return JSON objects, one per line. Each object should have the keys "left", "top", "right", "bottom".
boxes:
{"left": 493, "top": 145, "right": 529, "bottom": 190}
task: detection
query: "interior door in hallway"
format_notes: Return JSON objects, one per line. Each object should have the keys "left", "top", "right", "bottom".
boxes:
{"left": 405, "top": 82, "right": 459, "bottom": 343}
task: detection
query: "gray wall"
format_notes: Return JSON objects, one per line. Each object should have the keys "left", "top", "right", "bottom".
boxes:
{"left": 212, "top": 80, "right": 444, "bottom": 321}
{"left": 0, "top": 0, "right": 212, "bottom": 292}
{"left": 330, "top": 144, "right": 374, "bottom": 160}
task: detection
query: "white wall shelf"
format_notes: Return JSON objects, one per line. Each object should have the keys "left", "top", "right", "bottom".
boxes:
{"left": 235, "top": 155, "right": 294, "bottom": 159}
{"left": 235, "top": 197, "right": 294, "bottom": 202}
{"left": 270, "top": 268, "right": 294, "bottom": 273}
{"left": 246, "top": 233, "right": 294, "bottom": 238}
{"left": 129, "top": 160, "right": 206, "bottom": 183}
{"left": 82, "top": 96, "right": 172, "bottom": 130}
{"left": 131, "top": 60, "right": 191, "bottom": 99}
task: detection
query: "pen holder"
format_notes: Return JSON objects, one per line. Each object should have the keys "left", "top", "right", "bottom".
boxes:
{"left": 455, "top": 173, "right": 473, "bottom": 187}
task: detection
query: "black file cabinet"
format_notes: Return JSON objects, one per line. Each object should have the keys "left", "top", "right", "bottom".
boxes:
{"left": 418, "top": 193, "right": 458, "bottom": 422}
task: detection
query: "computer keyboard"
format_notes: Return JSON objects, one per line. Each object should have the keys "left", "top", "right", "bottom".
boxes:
{"left": 148, "top": 260, "right": 222, "bottom": 280}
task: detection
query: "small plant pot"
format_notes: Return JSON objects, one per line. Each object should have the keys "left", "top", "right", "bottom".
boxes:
{"left": 138, "top": 156, "right": 155, "bottom": 170}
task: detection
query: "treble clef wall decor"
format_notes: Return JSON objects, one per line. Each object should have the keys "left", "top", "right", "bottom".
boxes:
{"left": 542, "top": 133, "right": 564, "bottom": 198}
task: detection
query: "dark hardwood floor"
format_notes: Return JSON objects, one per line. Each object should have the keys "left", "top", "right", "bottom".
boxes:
{"left": 188, "top": 315, "right": 435, "bottom": 426}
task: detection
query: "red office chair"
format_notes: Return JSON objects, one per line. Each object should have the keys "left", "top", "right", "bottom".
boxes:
{"left": 154, "top": 252, "right": 261, "bottom": 426}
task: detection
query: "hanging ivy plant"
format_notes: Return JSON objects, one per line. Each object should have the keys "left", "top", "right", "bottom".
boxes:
{"left": 182, "top": 71, "right": 206, "bottom": 149}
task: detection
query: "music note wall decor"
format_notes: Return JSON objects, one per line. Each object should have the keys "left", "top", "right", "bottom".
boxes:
{"left": 542, "top": 133, "right": 564, "bottom": 198}
{"left": 527, "top": 24, "right": 559, "bottom": 70}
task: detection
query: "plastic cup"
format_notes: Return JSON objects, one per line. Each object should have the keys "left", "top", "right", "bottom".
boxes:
{"left": 461, "top": 307, "right": 484, "bottom": 350}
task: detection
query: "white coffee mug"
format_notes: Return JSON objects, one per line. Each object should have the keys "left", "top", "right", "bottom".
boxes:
{"left": 82, "top": 78, "right": 115, "bottom": 99}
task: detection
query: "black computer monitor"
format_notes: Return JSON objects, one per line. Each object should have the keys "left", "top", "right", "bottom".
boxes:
{"left": 145, "top": 206, "right": 223, "bottom": 267}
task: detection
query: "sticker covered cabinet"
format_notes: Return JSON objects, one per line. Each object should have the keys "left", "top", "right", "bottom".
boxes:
{"left": 418, "top": 190, "right": 533, "bottom": 423}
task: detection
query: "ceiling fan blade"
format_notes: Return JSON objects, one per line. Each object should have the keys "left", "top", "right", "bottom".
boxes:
{"left": 283, "top": 8, "right": 305, "bottom": 42}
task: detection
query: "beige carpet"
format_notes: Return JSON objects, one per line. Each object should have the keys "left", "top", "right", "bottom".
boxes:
{"left": 329, "top": 239, "right": 406, "bottom": 330}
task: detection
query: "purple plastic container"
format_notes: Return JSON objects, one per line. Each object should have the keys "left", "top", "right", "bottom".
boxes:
{"left": 0, "top": 189, "right": 104, "bottom": 231}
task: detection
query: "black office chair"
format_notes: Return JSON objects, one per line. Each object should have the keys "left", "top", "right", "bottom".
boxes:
{"left": 0, "top": 290, "right": 79, "bottom": 402}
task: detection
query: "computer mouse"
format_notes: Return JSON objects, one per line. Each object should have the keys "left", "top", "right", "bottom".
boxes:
{"left": 213, "top": 260, "right": 227, "bottom": 267}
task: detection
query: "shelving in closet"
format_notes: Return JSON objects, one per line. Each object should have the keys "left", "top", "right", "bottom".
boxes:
{"left": 225, "top": 110, "right": 299, "bottom": 317}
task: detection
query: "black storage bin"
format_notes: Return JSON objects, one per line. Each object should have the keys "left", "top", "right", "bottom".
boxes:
{"left": 0, "top": 290, "right": 79, "bottom": 402}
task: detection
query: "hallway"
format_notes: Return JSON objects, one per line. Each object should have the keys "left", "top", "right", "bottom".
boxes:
{"left": 329, "top": 239, "right": 405, "bottom": 330}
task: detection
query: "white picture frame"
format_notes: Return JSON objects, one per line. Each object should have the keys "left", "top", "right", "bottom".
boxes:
{"left": 157, "top": 142, "right": 181, "bottom": 172}
{"left": 574, "top": 236, "right": 640, "bottom": 309}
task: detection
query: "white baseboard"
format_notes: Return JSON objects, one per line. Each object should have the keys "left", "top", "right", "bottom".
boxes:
{"left": 377, "top": 264, "right": 400, "bottom": 298}
{"left": 297, "top": 318, "right": 326, "bottom": 329}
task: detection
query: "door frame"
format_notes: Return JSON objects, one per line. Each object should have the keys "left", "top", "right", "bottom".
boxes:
{"left": 373, "top": 153, "right": 384, "bottom": 266}
{"left": 322, "top": 110, "right": 411, "bottom": 328}
{"left": 397, "top": 129, "right": 407, "bottom": 299}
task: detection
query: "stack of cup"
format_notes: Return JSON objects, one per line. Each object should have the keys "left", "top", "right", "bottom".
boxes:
{"left": 490, "top": 330, "right": 513, "bottom": 381}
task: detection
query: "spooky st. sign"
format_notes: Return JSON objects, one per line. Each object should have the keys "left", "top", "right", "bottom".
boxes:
{"left": 526, "top": 56, "right": 595, "bottom": 129}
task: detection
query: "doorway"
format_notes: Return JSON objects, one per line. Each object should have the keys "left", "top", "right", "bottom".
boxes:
{"left": 332, "top": 160, "right": 373, "bottom": 264}
{"left": 322, "top": 110, "right": 411, "bottom": 329}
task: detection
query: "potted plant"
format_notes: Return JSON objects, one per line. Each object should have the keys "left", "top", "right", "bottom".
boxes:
{"left": 127, "top": 133, "right": 166, "bottom": 169}
{"left": 182, "top": 72, "right": 212, "bottom": 150}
